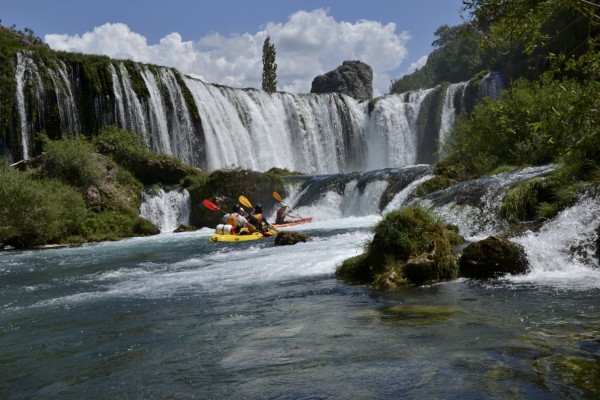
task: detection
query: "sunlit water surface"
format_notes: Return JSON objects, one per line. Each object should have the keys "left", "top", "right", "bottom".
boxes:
{"left": 1, "top": 216, "right": 599, "bottom": 399}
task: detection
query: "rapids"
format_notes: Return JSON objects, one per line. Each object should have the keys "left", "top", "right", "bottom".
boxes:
{"left": 2, "top": 169, "right": 600, "bottom": 398}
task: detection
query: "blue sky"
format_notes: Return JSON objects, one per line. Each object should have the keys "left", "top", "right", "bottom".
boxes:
{"left": 3, "top": 0, "right": 466, "bottom": 96}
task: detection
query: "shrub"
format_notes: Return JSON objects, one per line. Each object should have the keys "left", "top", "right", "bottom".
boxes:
{"left": 442, "top": 77, "right": 600, "bottom": 179}
{"left": 0, "top": 164, "right": 87, "bottom": 247}
{"left": 93, "top": 125, "right": 148, "bottom": 163}
{"left": 42, "top": 135, "right": 101, "bottom": 187}
{"left": 80, "top": 212, "right": 159, "bottom": 242}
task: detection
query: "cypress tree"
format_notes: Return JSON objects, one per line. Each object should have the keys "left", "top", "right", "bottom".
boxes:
{"left": 262, "top": 36, "right": 277, "bottom": 93}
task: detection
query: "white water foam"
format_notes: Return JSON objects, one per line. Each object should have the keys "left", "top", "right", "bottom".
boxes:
{"left": 509, "top": 192, "right": 600, "bottom": 289}
{"left": 139, "top": 188, "right": 191, "bottom": 232}
{"left": 24, "top": 224, "right": 373, "bottom": 309}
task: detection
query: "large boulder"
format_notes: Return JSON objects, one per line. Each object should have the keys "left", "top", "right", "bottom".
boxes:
{"left": 127, "top": 156, "right": 202, "bottom": 186}
{"left": 336, "top": 206, "right": 464, "bottom": 289}
{"left": 459, "top": 236, "right": 529, "bottom": 279}
{"left": 310, "top": 60, "right": 373, "bottom": 101}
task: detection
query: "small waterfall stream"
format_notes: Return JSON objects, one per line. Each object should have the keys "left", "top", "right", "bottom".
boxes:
{"left": 15, "top": 52, "right": 44, "bottom": 160}
{"left": 139, "top": 188, "right": 191, "bottom": 232}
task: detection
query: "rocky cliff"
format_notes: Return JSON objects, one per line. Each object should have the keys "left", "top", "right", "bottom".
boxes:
{"left": 310, "top": 60, "right": 373, "bottom": 101}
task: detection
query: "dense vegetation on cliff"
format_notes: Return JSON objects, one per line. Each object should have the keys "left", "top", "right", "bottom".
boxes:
{"left": 423, "top": 0, "right": 600, "bottom": 221}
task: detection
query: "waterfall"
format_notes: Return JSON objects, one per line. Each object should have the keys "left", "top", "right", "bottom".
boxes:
{"left": 161, "top": 69, "right": 197, "bottom": 165}
{"left": 364, "top": 89, "right": 434, "bottom": 169}
{"left": 139, "top": 188, "right": 191, "bottom": 233}
{"left": 184, "top": 79, "right": 366, "bottom": 173}
{"left": 7, "top": 52, "right": 506, "bottom": 174}
{"left": 15, "top": 51, "right": 43, "bottom": 160}
{"left": 47, "top": 60, "right": 80, "bottom": 137}
{"left": 140, "top": 68, "right": 172, "bottom": 155}
{"left": 417, "top": 165, "right": 557, "bottom": 240}
{"left": 478, "top": 71, "right": 504, "bottom": 100}
{"left": 284, "top": 165, "right": 433, "bottom": 219}
{"left": 439, "top": 82, "right": 468, "bottom": 152}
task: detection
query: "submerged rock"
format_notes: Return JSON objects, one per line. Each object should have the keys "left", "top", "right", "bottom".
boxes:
{"left": 274, "top": 231, "right": 309, "bottom": 246}
{"left": 459, "top": 236, "right": 529, "bottom": 279}
{"left": 173, "top": 224, "right": 197, "bottom": 233}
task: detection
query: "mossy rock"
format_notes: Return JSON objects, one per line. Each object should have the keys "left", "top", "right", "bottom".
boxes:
{"left": 173, "top": 224, "right": 198, "bottom": 233}
{"left": 336, "top": 206, "right": 463, "bottom": 289}
{"left": 274, "top": 231, "right": 309, "bottom": 246}
{"left": 126, "top": 155, "right": 203, "bottom": 186}
{"left": 459, "top": 236, "right": 529, "bottom": 279}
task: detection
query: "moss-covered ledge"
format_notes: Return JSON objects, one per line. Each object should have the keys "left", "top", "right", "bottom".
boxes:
{"left": 335, "top": 206, "right": 464, "bottom": 290}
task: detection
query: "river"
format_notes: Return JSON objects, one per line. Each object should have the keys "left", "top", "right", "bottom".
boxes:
{"left": 1, "top": 207, "right": 599, "bottom": 399}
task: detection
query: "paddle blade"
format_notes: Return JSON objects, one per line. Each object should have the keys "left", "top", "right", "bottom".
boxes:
{"left": 239, "top": 195, "right": 252, "bottom": 209}
{"left": 203, "top": 199, "right": 221, "bottom": 212}
{"left": 272, "top": 191, "right": 283, "bottom": 202}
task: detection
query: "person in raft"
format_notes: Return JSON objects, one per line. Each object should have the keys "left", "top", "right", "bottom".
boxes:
{"left": 247, "top": 204, "right": 273, "bottom": 233}
{"left": 222, "top": 204, "right": 251, "bottom": 234}
{"left": 275, "top": 204, "right": 297, "bottom": 224}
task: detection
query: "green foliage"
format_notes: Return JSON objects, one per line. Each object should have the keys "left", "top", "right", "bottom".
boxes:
{"left": 500, "top": 179, "right": 543, "bottom": 222}
{"left": 93, "top": 125, "right": 199, "bottom": 186}
{"left": 369, "top": 206, "right": 445, "bottom": 262}
{"left": 463, "top": 0, "right": 600, "bottom": 81}
{"left": 390, "top": 24, "right": 489, "bottom": 93}
{"left": 262, "top": 36, "right": 277, "bottom": 93}
{"left": 0, "top": 164, "right": 88, "bottom": 247}
{"left": 41, "top": 134, "right": 101, "bottom": 187}
{"left": 336, "top": 206, "right": 462, "bottom": 287}
{"left": 441, "top": 77, "right": 600, "bottom": 179}
{"left": 80, "top": 212, "right": 159, "bottom": 242}
{"left": 181, "top": 172, "right": 208, "bottom": 191}
{"left": 93, "top": 125, "right": 148, "bottom": 161}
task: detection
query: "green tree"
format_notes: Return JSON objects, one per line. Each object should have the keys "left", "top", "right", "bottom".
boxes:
{"left": 462, "top": 0, "right": 600, "bottom": 79}
{"left": 262, "top": 36, "right": 277, "bottom": 93}
{"left": 389, "top": 23, "right": 487, "bottom": 93}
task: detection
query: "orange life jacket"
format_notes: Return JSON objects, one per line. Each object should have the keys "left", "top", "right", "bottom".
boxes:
{"left": 226, "top": 214, "right": 238, "bottom": 234}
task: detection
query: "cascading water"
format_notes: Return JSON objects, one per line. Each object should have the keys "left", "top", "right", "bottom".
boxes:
{"left": 47, "top": 60, "right": 80, "bottom": 137}
{"left": 364, "top": 89, "right": 434, "bottom": 169}
{"left": 7, "top": 51, "right": 508, "bottom": 174}
{"left": 278, "top": 165, "right": 433, "bottom": 220}
{"left": 15, "top": 51, "right": 44, "bottom": 160}
{"left": 416, "top": 165, "right": 557, "bottom": 240}
{"left": 140, "top": 68, "right": 172, "bottom": 155}
{"left": 184, "top": 79, "right": 367, "bottom": 173}
{"left": 512, "top": 191, "right": 600, "bottom": 288}
{"left": 160, "top": 69, "right": 197, "bottom": 165}
{"left": 438, "top": 81, "right": 468, "bottom": 152}
{"left": 139, "top": 188, "right": 191, "bottom": 232}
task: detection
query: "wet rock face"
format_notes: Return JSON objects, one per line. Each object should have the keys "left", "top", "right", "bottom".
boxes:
{"left": 310, "top": 60, "right": 373, "bottom": 101}
{"left": 459, "top": 236, "right": 529, "bottom": 279}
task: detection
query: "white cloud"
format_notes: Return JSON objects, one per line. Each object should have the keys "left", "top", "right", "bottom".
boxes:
{"left": 45, "top": 9, "right": 411, "bottom": 96}
{"left": 406, "top": 55, "right": 429, "bottom": 74}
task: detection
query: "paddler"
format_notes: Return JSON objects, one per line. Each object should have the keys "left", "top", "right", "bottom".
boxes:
{"left": 222, "top": 204, "right": 251, "bottom": 234}
{"left": 247, "top": 204, "right": 273, "bottom": 233}
{"left": 275, "top": 204, "right": 292, "bottom": 224}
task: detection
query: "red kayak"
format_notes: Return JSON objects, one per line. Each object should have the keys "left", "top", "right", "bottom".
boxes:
{"left": 273, "top": 217, "right": 313, "bottom": 228}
